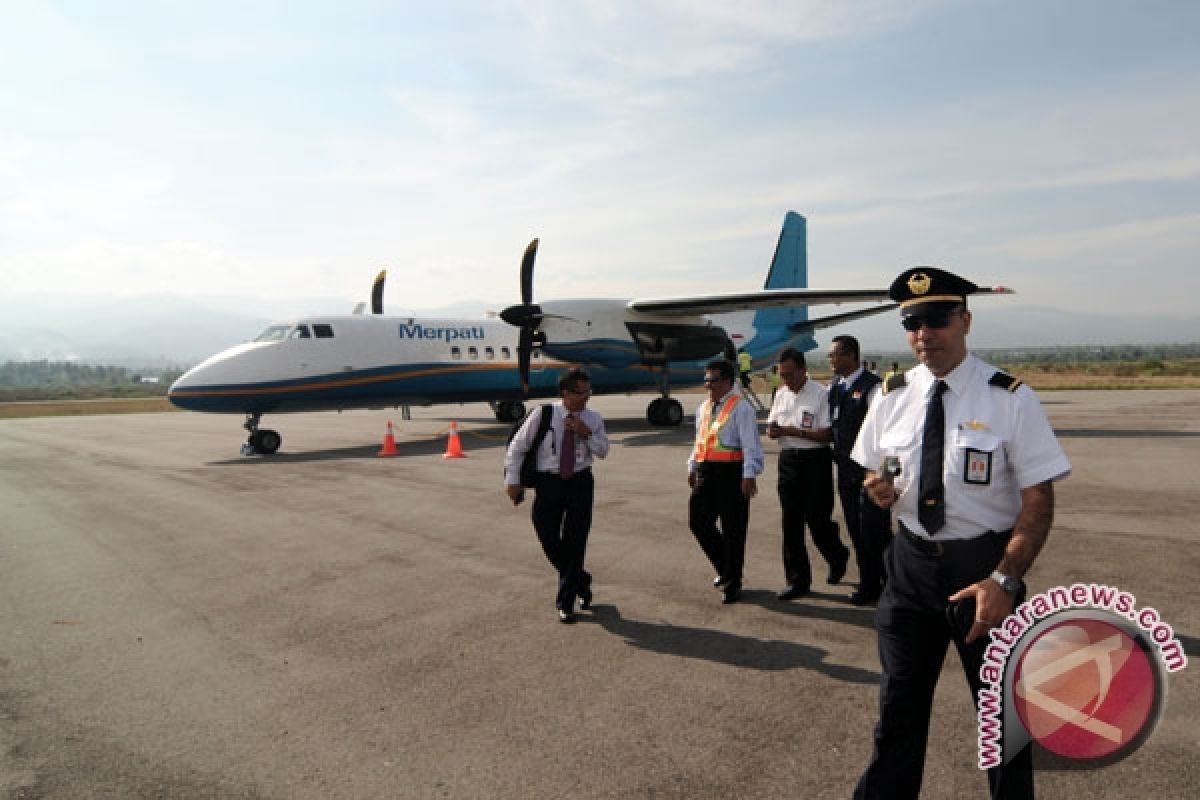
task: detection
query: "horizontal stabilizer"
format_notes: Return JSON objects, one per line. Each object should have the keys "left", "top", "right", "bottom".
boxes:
{"left": 790, "top": 303, "right": 900, "bottom": 333}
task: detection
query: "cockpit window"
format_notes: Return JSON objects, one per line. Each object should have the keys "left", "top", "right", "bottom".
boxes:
{"left": 254, "top": 325, "right": 292, "bottom": 342}
{"left": 313, "top": 324, "right": 334, "bottom": 338}
{"left": 290, "top": 325, "right": 311, "bottom": 339}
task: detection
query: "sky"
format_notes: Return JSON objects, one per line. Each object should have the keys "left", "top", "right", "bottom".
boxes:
{"left": 2, "top": 0, "right": 1198, "bottom": 319}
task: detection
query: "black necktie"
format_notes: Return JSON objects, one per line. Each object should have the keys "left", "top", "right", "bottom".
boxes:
{"left": 918, "top": 380, "right": 948, "bottom": 534}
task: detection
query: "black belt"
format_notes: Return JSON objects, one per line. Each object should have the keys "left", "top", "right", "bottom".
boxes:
{"left": 538, "top": 466, "right": 592, "bottom": 478}
{"left": 898, "top": 521, "right": 946, "bottom": 556}
{"left": 898, "top": 521, "right": 1012, "bottom": 558}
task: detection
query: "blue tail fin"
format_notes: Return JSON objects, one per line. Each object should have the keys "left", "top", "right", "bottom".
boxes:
{"left": 754, "top": 211, "right": 808, "bottom": 330}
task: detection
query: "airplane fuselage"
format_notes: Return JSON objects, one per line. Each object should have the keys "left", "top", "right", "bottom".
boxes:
{"left": 167, "top": 308, "right": 780, "bottom": 416}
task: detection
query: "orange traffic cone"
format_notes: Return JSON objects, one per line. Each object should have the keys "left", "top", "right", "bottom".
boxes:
{"left": 378, "top": 420, "right": 399, "bottom": 457}
{"left": 443, "top": 421, "right": 467, "bottom": 459}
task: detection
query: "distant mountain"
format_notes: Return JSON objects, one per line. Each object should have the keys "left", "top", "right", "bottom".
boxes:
{"left": 1, "top": 293, "right": 1195, "bottom": 370}
{"left": 848, "top": 305, "right": 1200, "bottom": 356}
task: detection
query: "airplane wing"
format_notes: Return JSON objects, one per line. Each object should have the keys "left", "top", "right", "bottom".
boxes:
{"left": 627, "top": 285, "right": 1014, "bottom": 317}
{"left": 787, "top": 287, "right": 1014, "bottom": 333}
{"left": 626, "top": 288, "right": 891, "bottom": 316}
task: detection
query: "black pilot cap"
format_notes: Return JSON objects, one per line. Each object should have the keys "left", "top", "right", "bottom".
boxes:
{"left": 889, "top": 267, "right": 978, "bottom": 315}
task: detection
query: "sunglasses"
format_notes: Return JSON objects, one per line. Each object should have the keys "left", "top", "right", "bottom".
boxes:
{"left": 901, "top": 308, "right": 961, "bottom": 332}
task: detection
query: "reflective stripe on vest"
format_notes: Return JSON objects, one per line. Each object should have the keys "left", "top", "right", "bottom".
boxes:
{"left": 693, "top": 394, "right": 745, "bottom": 463}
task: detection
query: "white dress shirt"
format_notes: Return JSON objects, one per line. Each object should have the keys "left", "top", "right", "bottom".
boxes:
{"left": 852, "top": 354, "right": 1071, "bottom": 540}
{"left": 503, "top": 402, "right": 609, "bottom": 485}
{"left": 767, "top": 377, "right": 830, "bottom": 450}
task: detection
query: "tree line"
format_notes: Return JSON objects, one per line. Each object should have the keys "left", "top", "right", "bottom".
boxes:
{"left": 0, "top": 361, "right": 185, "bottom": 400}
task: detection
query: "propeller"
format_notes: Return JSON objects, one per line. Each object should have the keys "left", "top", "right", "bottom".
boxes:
{"left": 499, "top": 239, "right": 543, "bottom": 396}
{"left": 371, "top": 269, "right": 387, "bottom": 314}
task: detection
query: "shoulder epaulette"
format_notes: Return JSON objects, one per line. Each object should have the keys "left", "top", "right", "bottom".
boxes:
{"left": 988, "top": 370, "right": 1023, "bottom": 392}
{"left": 883, "top": 373, "right": 908, "bottom": 394}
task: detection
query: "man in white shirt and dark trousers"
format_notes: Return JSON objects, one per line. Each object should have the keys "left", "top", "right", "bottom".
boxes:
{"left": 687, "top": 358, "right": 765, "bottom": 604}
{"left": 851, "top": 268, "right": 1071, "bottom": 799}
{"left": 504, "top": 368, "right": 610, "bottom": 624}
{"left": 766, "top": 348, "right": 849, "bottom": 600}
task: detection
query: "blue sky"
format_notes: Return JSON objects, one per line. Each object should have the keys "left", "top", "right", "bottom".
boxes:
{"left": 2, "top": 0, "right": 1198, "bottom": 316}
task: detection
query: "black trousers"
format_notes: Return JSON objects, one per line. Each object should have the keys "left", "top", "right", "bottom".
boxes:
{"left": 531, "top": 469, "right": 594, "bottom": 612}
{"left": 835, "top": 457, "right": 892, "bottom": 597}
{"left": 854, "top": 525, "right": 1034, "bottom": 800}
{"left": 688, "top": 462, "right": 749, "bottom": 588}
{"left": 777, "top": 448, "right": 846, "bottom": 590}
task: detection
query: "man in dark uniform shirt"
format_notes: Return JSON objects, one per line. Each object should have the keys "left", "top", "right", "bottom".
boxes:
{"left": 827, "top": 334, "right": 891, "bottom": 605}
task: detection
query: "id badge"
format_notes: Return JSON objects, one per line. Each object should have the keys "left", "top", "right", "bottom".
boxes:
{"left": 801, "top": 410, "right": 814, "bottom": 429}
{"left": 964, "top": 449, "right": 992, "bottom": 485}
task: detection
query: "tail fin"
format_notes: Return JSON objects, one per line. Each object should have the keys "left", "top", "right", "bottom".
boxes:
{"left": 754, "top": 211, "right": 808, "bottom": 330}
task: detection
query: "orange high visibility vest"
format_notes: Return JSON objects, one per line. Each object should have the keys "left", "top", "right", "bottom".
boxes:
{"left": 692, "top": 394, "right": 745, "bottom": 463}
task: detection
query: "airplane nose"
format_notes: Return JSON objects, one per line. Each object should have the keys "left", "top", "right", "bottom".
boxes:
{"left": 167, "top": 369, "right": 204, "bottom": 410}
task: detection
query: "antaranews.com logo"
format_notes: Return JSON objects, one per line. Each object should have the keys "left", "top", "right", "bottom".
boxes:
{"left": 976, "top": 583, "right": 1187, "bottom": 769}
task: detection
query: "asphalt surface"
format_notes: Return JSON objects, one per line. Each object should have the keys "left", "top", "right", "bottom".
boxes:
{"left": 2, "top": 390, "right": 1197, "bottom": 799}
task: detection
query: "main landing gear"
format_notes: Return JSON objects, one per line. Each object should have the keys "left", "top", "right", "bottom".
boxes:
{"left": 646, "top": 368, "right": 683, "bottom": 427}
{"left": 242, "top": 412, "right": 282, "bottom": 455}
{"left": 646, "top": 396, "right": 683, "bottom": 426}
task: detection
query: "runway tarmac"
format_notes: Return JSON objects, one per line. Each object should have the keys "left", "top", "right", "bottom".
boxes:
{"left": 2, "top": 389, "right": 1197, "bottom": 799}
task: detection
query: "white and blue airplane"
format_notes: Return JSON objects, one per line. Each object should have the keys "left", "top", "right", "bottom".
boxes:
{"left": 168, "top": 211, "right": 905, "bottom": 454}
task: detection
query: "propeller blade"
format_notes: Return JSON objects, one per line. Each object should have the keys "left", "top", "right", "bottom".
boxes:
{"left": 518, "top": 326, "right": 533, "bottom": 397}
{"left": 520, "top": 239, "right": 538, "bottom": 306}
{"left": 371, "top": 269, "right": 386, "bottom": 315}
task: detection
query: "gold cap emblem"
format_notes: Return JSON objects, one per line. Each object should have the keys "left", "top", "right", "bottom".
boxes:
{"left": 908, "top": 272, "right": 932, "bottom": 296}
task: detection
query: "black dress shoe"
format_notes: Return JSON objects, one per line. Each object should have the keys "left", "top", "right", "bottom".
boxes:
{"left": 827, "top": 559, "right": 847, "bottom": 585}
{"left": 558, "top": 609, "right": 576, "bottom": 624}
{"left": 849, "top": 590, "right": 881, "bottom": 606}
{"left": 777, "top": 585, "right": 809, "bottom": 602}
{"left": 579, "top": 589, "right": 593, "bottom": 610}
{"left": 722, "top": 586, "right": 741, "bottom": 604}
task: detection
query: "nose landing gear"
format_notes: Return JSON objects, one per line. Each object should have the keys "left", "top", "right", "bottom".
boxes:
{"left": 242, "top": 413, "right": 282, "bottom": 455}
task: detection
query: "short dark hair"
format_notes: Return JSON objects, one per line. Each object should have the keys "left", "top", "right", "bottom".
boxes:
{"left": 830, "top": 334, "right": 861, "bottom": 361}
{"left": 704, "top": 358, "right": 735, "bottom": 382}
{"left": 558, "top": 367, "right": 591, "bottom": 394}
{"left": 777, "top": 348, "right": 807, "bottom": 369}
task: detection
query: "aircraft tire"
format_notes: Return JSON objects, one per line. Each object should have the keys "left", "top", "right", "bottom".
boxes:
{"left": 495, "top": 401, "right": 526, "bottom": 423}
{"left": 253, "top": 429, "right": 282, "bottom": 455}
{"left": 646, "top": 398, "right": 665, "bottom": 426}
{"left": 661, "top": 398, "right": 684, "bottom": 427}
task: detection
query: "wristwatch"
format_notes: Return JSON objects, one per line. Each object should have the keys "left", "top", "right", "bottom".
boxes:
{"left": 990, "top": 570, "right": 1024, "bottom": 595}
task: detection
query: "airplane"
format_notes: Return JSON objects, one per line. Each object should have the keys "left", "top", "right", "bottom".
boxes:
{"left": 167, "top": 211, "right": 1002, "bottom": 455}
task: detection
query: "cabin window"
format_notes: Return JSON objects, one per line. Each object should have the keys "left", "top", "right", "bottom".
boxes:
{"left": 468, "top": 346, "right": 479, "bottom": 360}
{"left": 485, "top": 346, "right": 495, "bottom": 360}
{"left": 254, "top": 325, "right": 291, "bottom": 342}
{"left": 313, "top": 324, "right": 334, "bottom": 338}
{"left": 501, "top": 346, "right": 511, "bottom": 359}
{"left": 451, "top": 347, "right": 462, "bottom": 360}
{"left": 290, "top": 325, "right": 311, "bottom": 339}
